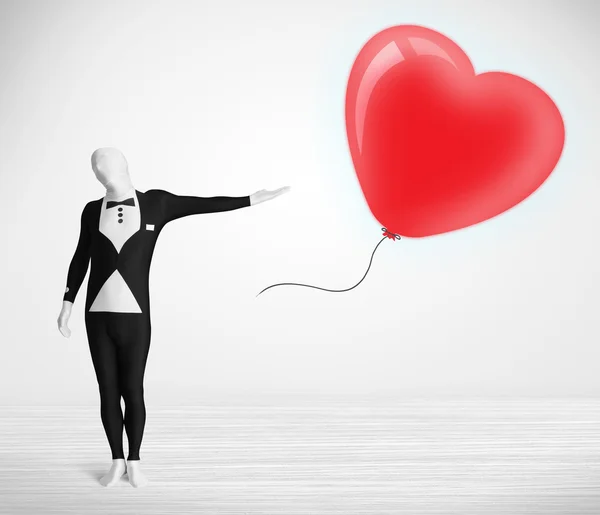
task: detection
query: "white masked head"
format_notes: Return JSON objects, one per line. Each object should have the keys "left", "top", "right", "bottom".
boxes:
{"left": 91, "top": 147, "right": 133, "bottom": 197}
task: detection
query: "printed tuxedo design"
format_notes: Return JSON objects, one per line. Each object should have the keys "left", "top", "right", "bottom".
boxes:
{"left": 89, "top": 190, "right": 142, "bottom": 312}
{"left": 64, "top": 189, "right": 251, "bottom": 314}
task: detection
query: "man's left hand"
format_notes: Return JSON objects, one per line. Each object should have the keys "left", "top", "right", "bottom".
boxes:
{"left": 250, "top": 186, "right": 291, "bottom": 206}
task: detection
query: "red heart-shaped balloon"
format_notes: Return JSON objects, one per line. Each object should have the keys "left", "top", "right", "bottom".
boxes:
{"left": 345, "top": 25, "right": 565, "bottom": 238}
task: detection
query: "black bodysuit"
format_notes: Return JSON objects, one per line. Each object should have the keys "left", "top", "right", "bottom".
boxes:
{"left": 64, "top": 189, "right": 250, "bottom": 460}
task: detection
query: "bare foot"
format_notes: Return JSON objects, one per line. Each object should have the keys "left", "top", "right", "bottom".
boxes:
{"left": 99, "top": 459, "right": 126, "bottom": 487}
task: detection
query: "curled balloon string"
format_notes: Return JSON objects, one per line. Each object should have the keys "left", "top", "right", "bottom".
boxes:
{"left": 256, "top": 227, "right": 401, "bottom": 297}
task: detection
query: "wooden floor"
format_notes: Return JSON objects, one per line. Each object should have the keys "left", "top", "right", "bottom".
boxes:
{"left": 1, "top": 399, "right": 599, "bottom": 514}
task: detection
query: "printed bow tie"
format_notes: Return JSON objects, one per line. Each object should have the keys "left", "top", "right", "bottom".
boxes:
{"left": 106, "top": 197, "right": 135, "bottom": 209}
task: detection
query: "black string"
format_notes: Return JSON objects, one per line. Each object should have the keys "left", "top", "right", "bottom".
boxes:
{"left": 256, "top": 229, "right": 400, "bottom": 297}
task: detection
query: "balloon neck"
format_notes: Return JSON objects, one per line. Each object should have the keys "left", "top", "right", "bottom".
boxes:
{"left": 382, "top": 227, "right": 401, "bottom": 240}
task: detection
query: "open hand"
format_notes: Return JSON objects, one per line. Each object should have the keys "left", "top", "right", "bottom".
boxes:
{"left": 57, "top": 302, "right": 73, "bottom": 338}
{"left": 250, "top": 186, "right": 290, "bottom": 206}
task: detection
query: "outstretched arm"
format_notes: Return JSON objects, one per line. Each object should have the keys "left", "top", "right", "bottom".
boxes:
{"left": 160, "top": 190, "right": 250, "bottom": 223}
{"left": 57, "top": 204, "right": 91, "bottom": 338}
{"left": 158, "top": 186, "right": 290, "bottom": 224}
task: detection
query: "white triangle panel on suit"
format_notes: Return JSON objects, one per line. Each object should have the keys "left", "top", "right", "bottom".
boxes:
{"left": 89, "top": 270, "right": 142, "bottom": 313}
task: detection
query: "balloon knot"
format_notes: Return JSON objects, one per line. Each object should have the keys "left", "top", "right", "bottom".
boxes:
{"left": 382, "top": 227, "right": 401, "bottom": 240}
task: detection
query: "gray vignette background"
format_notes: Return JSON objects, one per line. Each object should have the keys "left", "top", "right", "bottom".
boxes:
{"left": 0, "top": 0, "right": 598, "bottom": 406}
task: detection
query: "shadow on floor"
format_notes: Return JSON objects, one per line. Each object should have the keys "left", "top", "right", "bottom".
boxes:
{"left": 78, "top": 463, "right": 129, "bottom": 485}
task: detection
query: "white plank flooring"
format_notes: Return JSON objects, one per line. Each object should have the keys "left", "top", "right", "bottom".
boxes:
{"left": 0, "top": 399, "right": 599, "bottom": 514}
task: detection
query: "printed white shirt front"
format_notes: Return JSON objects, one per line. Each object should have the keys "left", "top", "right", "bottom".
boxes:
{"left": 89, "top": 190, "right": 143, "bottom": 313}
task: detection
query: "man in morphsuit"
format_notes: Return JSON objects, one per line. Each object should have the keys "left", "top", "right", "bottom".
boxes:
{"left": 57, "top": 147, "right": 289, "bottom": 487}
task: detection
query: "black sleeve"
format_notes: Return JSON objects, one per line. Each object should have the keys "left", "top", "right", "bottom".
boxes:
{"left": 154, "top": 189, "right": 251, "bottom": 224}
{"left": 63, "top": 203, "right": 92, "bottom": 303}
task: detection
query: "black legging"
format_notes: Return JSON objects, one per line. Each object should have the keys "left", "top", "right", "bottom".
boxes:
{"left": 85, "top": 312, "right": 151, "bottom": 461}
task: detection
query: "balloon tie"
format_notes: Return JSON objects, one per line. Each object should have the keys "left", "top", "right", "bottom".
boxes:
{"left": 256, "top": 227, "right": 400, "bottom": 297}
{"left": 382, "top": 227, "right": 401, "bottom": 240}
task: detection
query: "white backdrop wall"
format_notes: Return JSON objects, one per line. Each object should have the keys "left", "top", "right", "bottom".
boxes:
{"left": 0, "top": 0, "right": 598, "bottom": 405}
